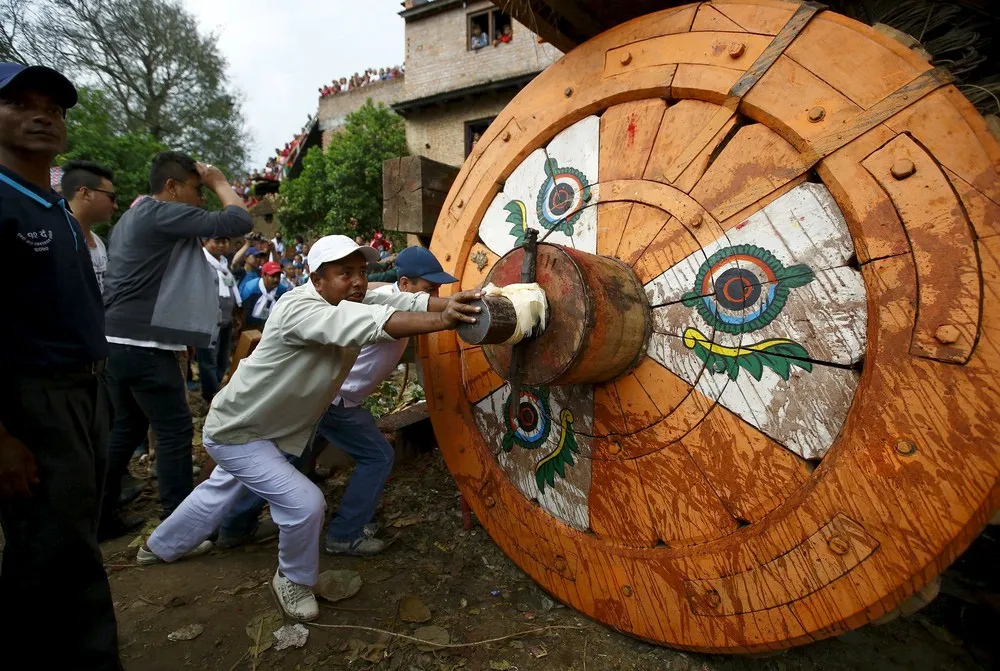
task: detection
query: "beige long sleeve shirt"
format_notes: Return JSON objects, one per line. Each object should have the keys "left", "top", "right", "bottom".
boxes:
{"left": 203, "top": 280, "right": 429, "bottom": 455}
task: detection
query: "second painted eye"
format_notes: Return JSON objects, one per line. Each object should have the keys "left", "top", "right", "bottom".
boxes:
{"left": 683, "top": 244, "right": 815, "bottom": 334}
{"left": 502, "top": 386, "right": 552, "bottom": 450}
{"left": 535, "top": 158, "right": 590, "bottom": 234}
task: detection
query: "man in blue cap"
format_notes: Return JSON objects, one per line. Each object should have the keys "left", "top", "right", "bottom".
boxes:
{"left": 215, "top": 246, "right": 458, "bottom": 556}
{"left": 0, "top": 63, "right": 122, "bottom": 668}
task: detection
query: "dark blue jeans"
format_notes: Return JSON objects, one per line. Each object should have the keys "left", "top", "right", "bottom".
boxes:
{"left": 322, "top": 404, "right": 394, "bottom": 542}
{"left": 196, "top": 322, "right": 232, "bottom": 403}
{"left": 219, "top": 403, "right": 393, "bottom": 543}
{"left": 102, "top": 343, "right": 194, "bottom": 522}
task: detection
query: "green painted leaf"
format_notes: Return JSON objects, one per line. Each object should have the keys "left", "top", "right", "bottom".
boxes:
{"left": 738, "top": 353, "right": 765, "bottom": 381}
{"left": 680, "top": 291, "right": 701, "bottom": 307}
{"left": 758, "top": 352, "right": 792, "bottom": 380}
{"left": 777, "top": 264, "right": 815, "bottom": 287}
{"left": 503, "top": 200, "right": 524, "bottom": 225}
{"left": 508, "top": 225, "right": 526, "bottom": 245}
{"left": 766, "top": 342, "right": 810, "bottom": 359}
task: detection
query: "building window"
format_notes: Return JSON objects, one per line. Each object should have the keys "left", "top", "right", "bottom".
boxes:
{"left": 465, "top": 117, "right": 496, "bottom": 156}
{"left": 468, "top": 9, "right": 513, "bottom": 51}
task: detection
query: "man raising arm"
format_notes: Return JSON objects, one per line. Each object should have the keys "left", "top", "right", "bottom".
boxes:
{"left": 99, "top": 152, "right": 253, "bottom": 540}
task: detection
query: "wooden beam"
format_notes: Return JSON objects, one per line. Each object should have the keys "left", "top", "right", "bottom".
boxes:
{"left": 536, "top": 0, "right": 605, "bottom": 38}
{"left": 382, "top": 155, "right": 460, "bottom": 238}
{"left": 492, "top": 0, "right": 580, "bottom": 52}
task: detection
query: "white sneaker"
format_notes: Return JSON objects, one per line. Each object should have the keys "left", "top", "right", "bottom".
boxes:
{"left": 270, "top": 570, "right": 319, "bottom": 621}
{"left": 136, "top": 540, "right": 214, "bottom": 565}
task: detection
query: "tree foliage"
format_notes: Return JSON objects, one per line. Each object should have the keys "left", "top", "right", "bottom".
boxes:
{"left": 1, "top": 0, "right": 249, "bottom": 174}
{"left": 277, "top": 100, "right": 408, "bottom": 242}
{"left": 60, "top": 87, "right": 168, "bottom": 235}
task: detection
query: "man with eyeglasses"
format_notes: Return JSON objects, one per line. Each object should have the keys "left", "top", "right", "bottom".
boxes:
{"left": 61, "top": 160, "right": 117, "bottom": 293}
{"left": 99, "top": 151, "right": 252, "bottom": 540}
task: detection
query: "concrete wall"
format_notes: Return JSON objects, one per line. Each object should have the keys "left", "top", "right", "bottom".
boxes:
{"left": 403, "top": 0, "right": 561, "bottom": 101}
{"left": 318, "top": 77, "right": 406, "bottom": 148}
{"left": 405, "top": 94, "right": 513, "bottom": 167}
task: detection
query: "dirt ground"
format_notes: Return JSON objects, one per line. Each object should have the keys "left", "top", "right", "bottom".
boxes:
{"left": 97, "top": 396, "right": 1000, "bottom": 671}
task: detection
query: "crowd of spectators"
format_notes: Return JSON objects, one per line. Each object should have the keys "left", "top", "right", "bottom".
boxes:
{"left": 225, "top": 61, "right": 406, "bottom": 209}
{"left": 319, "top": 65, "right": 404, "bottom": 99}
{"left": 228, "top": 114, "right": 316, "bottom": 206}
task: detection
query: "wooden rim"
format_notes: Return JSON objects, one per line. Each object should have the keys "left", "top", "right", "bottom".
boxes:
{"left": 424, "top": 0, "right": 1000, "bottom": 653}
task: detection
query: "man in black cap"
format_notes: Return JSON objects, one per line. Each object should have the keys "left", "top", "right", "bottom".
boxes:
{"left": 0, "top": 62, "right": 122, "bottom": 669}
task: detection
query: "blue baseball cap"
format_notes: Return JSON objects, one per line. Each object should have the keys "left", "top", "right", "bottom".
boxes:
{"left": 0, "top": 62, "right": 78, "bottom": 109}
{"left": 395, "top": 246, "right": 458, "bottom": 285}
{"left": 247, "top": 246, "right": 267, "bottom": 257}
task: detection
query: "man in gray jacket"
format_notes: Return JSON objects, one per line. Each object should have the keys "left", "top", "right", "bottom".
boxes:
{"left": 99, "top": 152, "right": 252, "bottom": 540}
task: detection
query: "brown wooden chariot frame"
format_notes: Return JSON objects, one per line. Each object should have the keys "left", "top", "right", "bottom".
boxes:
{"left": 419, "top": 0, "right": 1000, "bottom": 653}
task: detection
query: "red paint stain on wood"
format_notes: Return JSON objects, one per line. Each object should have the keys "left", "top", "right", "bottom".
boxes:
{"left": 627, "top": 115, "right": 637, "bottom": 147}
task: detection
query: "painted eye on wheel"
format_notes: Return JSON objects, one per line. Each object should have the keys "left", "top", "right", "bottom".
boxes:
{"left": 682, "top": 244, "right": 814, "bottom": 334}
{"left": 502, "top": 386, "right": 551, "bottom": 451}
{"left": 535, "top": 158, "right": 590, "bottom": 235}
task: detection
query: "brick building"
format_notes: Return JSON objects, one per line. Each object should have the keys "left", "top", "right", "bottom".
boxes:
{"left": 395, "top": 0, "right": 561, "bottom": 165}
{"left": 318, "top": 77, "right": 405, "bottom": 148}
{"left": 315, "top": 0, "right": 561, "bottom": 167}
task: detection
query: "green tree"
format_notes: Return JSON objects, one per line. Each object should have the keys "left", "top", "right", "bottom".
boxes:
{"left": 277, "top": 100, "right": 408, "bottom": 241}
{"left": 59, "top": 86, "right": 168, "bottom": 236}
{"left": 2, "top": 0, "right": 249, "bottom": 174}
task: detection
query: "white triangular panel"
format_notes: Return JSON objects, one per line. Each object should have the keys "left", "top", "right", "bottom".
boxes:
{"left": 478, "top": 116, "right": 600, "bottom": 257}
{"left": 472, "top": 384, "right": 593, "bottom": 530}
{"left": 642, "top": 182, "right": 865, "bottom": 460}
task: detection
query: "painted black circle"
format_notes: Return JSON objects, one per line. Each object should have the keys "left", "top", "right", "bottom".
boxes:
{"left": 518, "top": 402, "right": 539, "bottom": 430}
{"left": 714, "top": 268, "right": 760, "bottom": 311}
{"left": 548, "top": 182, "right": 576, "bottom": 215}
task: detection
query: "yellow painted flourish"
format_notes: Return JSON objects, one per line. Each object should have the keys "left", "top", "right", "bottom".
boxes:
{"left": 682, "top": 327, "right": 798, "bottom": 356}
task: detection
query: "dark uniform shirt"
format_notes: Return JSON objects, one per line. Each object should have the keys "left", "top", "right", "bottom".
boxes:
{"left": 0, "top": 164, "right": 107, "bottom": 370}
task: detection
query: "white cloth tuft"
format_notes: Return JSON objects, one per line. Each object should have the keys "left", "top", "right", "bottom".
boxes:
{"left": 482, "top": 282, "right": 548, "bottom": 345}
{"left": 204, "top": 248, "right": 241, "bottom": 306}
{"left": 251, "top": 277, "right": 278, "bottom": 320}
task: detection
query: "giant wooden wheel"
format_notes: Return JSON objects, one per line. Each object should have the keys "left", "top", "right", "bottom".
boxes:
{"left": 421, "top": 0, "right": 1000, "bottom": 653}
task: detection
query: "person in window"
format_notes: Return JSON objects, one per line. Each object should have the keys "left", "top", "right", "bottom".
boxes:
{"left": 470, "top": 24, "right": 488, "bottom": 50}
{"left": 500, "top": 24, "right": 513, "bottom": 44}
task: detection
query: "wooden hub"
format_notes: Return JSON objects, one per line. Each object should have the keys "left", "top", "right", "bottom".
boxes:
{"left": 421, "top": 0, "right": 1000, "bottom": 654}
{"left": 480, "top": 244, "right": 650, "bottom": 386}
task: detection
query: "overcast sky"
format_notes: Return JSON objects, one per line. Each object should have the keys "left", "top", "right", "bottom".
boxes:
{"left": 180, "top": 0, "right": 405, "bottom": 170}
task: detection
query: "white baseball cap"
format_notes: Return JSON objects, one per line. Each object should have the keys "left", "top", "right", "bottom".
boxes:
{"left": 307, "top": 235, "right": 380, "bottom": 271}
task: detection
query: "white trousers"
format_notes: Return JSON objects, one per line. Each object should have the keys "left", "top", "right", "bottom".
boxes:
{"left": 146, "top": 438, "right": 326, "bottom": 586}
